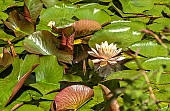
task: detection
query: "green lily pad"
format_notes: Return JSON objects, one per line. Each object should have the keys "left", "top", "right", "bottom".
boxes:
{"left": 153, "top": 0, "right": 170, "bottom": 4}
{"left": 119, "top": 0, "right": 154, "bottom": 13}
{"left": 41, "top": 0, "right": 70, "bottom": 8}
{"left": 0, "top": 58, "right": 33, "bottom": 109}
{"left": 147, "top": 18, "right": 170, "bottom": 32}
{"left": 124, "top": 58, "right": 147, "bottom": 70}
{"left": 74, "top": 7, "right": 111, "bottom": 24}
{"left": 37, "top": 4, "right": 76, "bottom": 31}
{"left": 18, "top": 54, "right": 39, "bottom": 79}
{"left": 79, "top": 3, "right": 113, "bottom": 15}
{"left": 142, "top": 57, "right": 170, "bottom": 71}
{"left": 107, "top": 70, "right": 142, "bottom": 81}
{"left": 89, "top": 20, "right": 146, "bottom": 50}
{"left": 129, "top": 40, "right": 169, "bottom": 57}
{"left": 144, "top": 5, "right": 170, "bottom": 17}
{"left": 62, "top": 74, "right": 82, "bottom": 82}
{"left": 35, "top": 55, "right": 63, "bottom": 84}
{"left": 29, "top": 55, "right": 63, "bottom": 96}
{"left": 79, "top": 85, "right": 104, "bottom": 110}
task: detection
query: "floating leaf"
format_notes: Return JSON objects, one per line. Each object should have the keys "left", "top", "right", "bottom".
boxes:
{"left": 29, "top": 55, "right": 64, "bottom": 96}
{"left": 144, "top": 5, "right": 170, "bottom": 17}
{"left": 124, "top": 58, "right": 147, "bottom": 70}
{"left": 52, "top": 85, "right": 94, "bottom": 110}
{"left": 34, "top": 55, "right": 63, "bottom": 84}
{"left": 129, "top": 40, "right": 169, "bottom": 57}
{"left": 74, "top": 7, "right": 111, "bottom": 24}
{"left": 62, "top": 74, "right": 82, "bottom": 82}
{"left": 23, "top": 30, "right": 73, "bottom": 63}
{"left": 142, "top": 57, "right": 170, "bottom": 71}
{"left": 119, "top": 0, "right": 154, "bottom": 13}
{"left": 37, "top": 4, "right": 76, "bottom": 31}
{"left": 41, "top": 0, "right": 70, "bottom": 8}
{"left": 18, "top": 54, "right": 39, "bottom": 79}
{"left": 107, "top": 70, "right": 143, "bottom": 81}
{"left": 24, "top": 0, "right": 43, "bottom": 23}
{"left": 72, "top": 19, "right": 102, "bottom": 37}
{"left": 147, "top": 18, "right": 170, "bottom": 32}
{"left": 89, "top": 20, "right": 145, "bottom": 49}
{"left": 79, "top": 85, "right": 104, "bottom": 110}
{"left": 0, "top": 48, "right": 14, "bottom": 67}
{"left": 4, "top": 10, "right": 35, "bottom": 37}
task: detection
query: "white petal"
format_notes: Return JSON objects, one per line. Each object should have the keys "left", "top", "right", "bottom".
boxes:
{"left": 96, "top": 44, "right": 100, "bottom": 50}
{"left": 92, "top": 59, "right": 102, "bottom": 64}
{"left": 108, "top": 60, "right": 117, "bottom": 65}
{"left": 88, "top": 51, "right": 99, "bottom": 58}
{"left": 117, "top": 56, "right": 125, "bottom": 61}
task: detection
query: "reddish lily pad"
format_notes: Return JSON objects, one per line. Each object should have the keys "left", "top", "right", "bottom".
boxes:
{"left": 52, "top": 85, "right": 94, "bottom": 110}
{"left": 72, "top": 19, "right": 102, "bottom": 37}
{"left": 4, "top": 10, "right": 35, "bottom": 37}
{"left": 0, "top": 48, "right": 14, "bottom": 67}
{"left": 24, "top": 0, "right": 43, "bottom": 23}
{"left": 23, "top": 30, "right": 73, "bottom": 64}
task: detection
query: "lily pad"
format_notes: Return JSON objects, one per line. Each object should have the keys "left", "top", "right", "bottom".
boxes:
{"left": 72, "top": 19, "right": 102, "bottom": 37}
{"left": 74, "top": 7, "right": 111, "bottom": 24}
{"left": 23, "top": 30, "right": 73, "bottom": 63}
{"left": 147, "top": 18, "right": 170, "bottom": 32}
{"left": 142, "top": 57, "right": 170, "bottom": 71}
{"left": 0, "top": 48, "right": 14, "bottom": 67}
{"left": 53, "top": 85, "right": 94, "bottom": 110}
{"left": 89, "top": 20, "right": 146, "bottom": 50}
{"left": 119, "top": 0, "right": 154, "bottom": 13}
{"left": 37, "top": 4, "right": 76, "bottom": 31}
{"left": 129, "top": 40, "right": 169, "bottom": 57}
{"left": 4, "top": 10, "right": 35, "bottom": 37}
{"left": 24, "top": 0, "right": 43, "bottom": 23}
{"left": 144, "top": 5, "right": 170, "bottom": 17}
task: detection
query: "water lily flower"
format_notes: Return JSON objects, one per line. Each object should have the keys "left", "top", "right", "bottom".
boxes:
{"left": 88, "top": 41, "right": 125, "bottom": 77}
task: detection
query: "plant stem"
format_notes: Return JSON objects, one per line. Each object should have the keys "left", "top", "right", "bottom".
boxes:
{"left": 141, "top": 29, "right": 168, "bottom": 49}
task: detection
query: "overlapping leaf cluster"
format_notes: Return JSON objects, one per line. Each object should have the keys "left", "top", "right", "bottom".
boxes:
{"left": 0, "top": 0, "right": 170, "bottom": 110}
